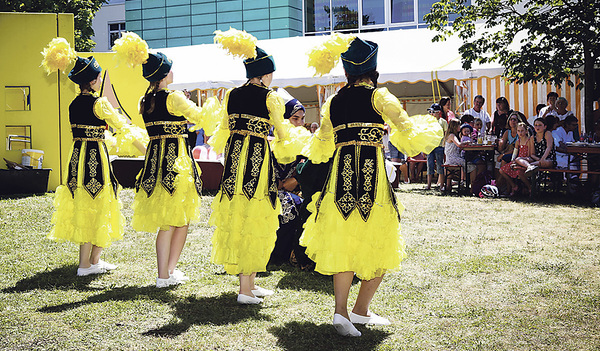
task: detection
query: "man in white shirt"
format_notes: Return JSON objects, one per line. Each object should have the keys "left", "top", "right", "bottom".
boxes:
{"left": 535, "top": 92, "right": 559, "bottom": 122}
{"left": 466, "top": 95, "right": 491, "bottom": 135}
{"left": 552, "top": 115, "right": 578, "bottom": 171}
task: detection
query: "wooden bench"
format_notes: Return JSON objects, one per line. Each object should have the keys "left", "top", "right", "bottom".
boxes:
{"left": 442, "top": 164, "right": 463, "bottom": 195}
{"left": 515, "top": 166, "right": 600, "bottom": 196}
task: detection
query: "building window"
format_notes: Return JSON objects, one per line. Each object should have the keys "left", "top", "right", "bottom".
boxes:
{"left": 304, "top": 0, "right": 467, "bottom": 34}
{"left": 109, "top": 22, "right": 126, "bottom": 49}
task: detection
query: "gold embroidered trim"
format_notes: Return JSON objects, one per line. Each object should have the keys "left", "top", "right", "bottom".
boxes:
{"left": 71, "top": 124, "right": 105, "bottom": 129}
{"left": 228, "top": 113, "right": 271, "bottom": 122}
{"left": 230, "top": 130, "right": 269, "bottom": 139}
{"left": 335, "top": 141, "right": 383, "bottom": 148}
{"left": 73, "top": 137, "right": 105, "bottom": 142}
{"left": 148, "top": 134, "right": 188, "bottom": 140}
{"left": 333, "top": 122, "right": 384, "bottom": 132}
{"left": 144, "top": 120, "right": 187, "bottom": 127}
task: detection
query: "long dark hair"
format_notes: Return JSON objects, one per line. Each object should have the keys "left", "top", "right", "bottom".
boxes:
{"left": 139, "top": 81, "right": 162, "bottom": 115}
{"left": 347, "top": 70, "right": 379, "bottom": 88}
{"left": 78, "top": 82, "right": 94, "bottom": 94}
{"left": 438, "top": 97, "right": 451, "bottom": 120}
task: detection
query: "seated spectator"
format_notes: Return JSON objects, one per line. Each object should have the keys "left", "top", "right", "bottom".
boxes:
{"left": 444, "top": 119, "right": 476, "bottom": 191}
{"left": 538, "top": 92, "right": 559, "bottom": 119}
{"left": 425, "top": 103, "right": 448, "bottom": 190}
{"left": 466, "top": 95, "right": 491, "bottom": 134}
{"left": 407, "top": 153, "right": 425, "bottom": 183}
{"left": 460, "top": 113, "right": 475, "bottom": 126}
{"left": 498, "top": 112, "right": 519, "bottom": 165}
{"left": 516, "top": 117, "right": 557, "bottom": 176}
{"left": 553, "top": 115, "right": 579, "bottom": 175}
{"left": 528, "top": 103, "right": 547, "bottom": 126}
{"left": 498, "top": 123, "right": 532, "bottom": 196}
{"left": 439, "top": 97, "right": 455, "bottom": 122}
{"left": 492, "top": 97, "right": 512, "bottom": 138}
{"left": 460, "top": 123, "right": 474, "bottom": 148}
{"left": 593, "top": 96, "right": 600, "bottom": 125}
{"left": 473, "top": 118, "right": 483, "bottom": 140}
{"left": 554, "top": 97, "right": 578, "bottom": 140}
{"left": 268, "top": 94, "right": 313, "bottom": 268}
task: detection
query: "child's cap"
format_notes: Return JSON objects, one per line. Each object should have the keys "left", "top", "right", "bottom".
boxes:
{"left": 427, "top": 103, "right": 442, "bottom": 113}
{"left": 460, "top": 123, "right": 473, "bottom": 133}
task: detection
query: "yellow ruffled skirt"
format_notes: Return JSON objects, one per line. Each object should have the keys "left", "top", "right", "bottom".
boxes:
{"left": 48, "top": 141, "right": 124, "bottom": 248}
{"left": 131, "top": 138, "right": 202, "bottom": 232}
{"left": 210, "top": 138, "right": 280, "bottom": 275}
{"left": 300, "top": 149, "right": 406, "bottom": 281}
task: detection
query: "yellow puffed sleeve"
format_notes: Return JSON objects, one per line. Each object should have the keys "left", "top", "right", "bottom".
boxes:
{"left": 93, "top": 97, "right": 148, "bottom": 156}
{"left": 301, "top": 95, "right": 335, "bottom": 163}
{"left": 207, "top": 88, "right": 233, "bottom": 154}
{"left": 374, "top": 88, "right": 443, "bottom": 157}
{"left": 269, "top": 90, "right": 308, "bottom": 164}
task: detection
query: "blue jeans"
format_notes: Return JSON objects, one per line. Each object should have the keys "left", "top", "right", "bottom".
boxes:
{"left": 427, "top": 146, "right": 444, "bottom": 175}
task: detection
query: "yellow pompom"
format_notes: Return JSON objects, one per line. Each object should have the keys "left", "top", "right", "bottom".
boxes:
{"left": 111, "top": 32, "right": 149, "bottom": 67}
{"left": 40, "top": 38, "right": 77, "bottom": 75}
{"left": 213, "top": 27, "right": 257, "bottom": 59}
{"left": 307, "top": 33, "right": 355, "bottom": 76}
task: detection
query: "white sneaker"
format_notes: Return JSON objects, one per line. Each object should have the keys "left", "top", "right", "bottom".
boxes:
{"left": 169, "top": 269, "right": 189, "bottom": 282}
{"left": 333, "top": 313, "right": 361, "bottom": 337}
{"left": 525, "top": 165, "right": 539, "bottom": 176}
{"left": 251, "top": 286, "right": 274, "bottom": 297}
{"left": 237, "top": 294, "right": 263, "bottom": 305}
{"left": 76, "top": 264, "right": 107, "bottom": 276}
{"left": 97, "top": 260, "right": 117, "bottom": 271}
{"left": 350, "top": 311, "right": 391, "bottom": 325}
{"left": 156, "top": 276, "right": 179, "bottom": 288}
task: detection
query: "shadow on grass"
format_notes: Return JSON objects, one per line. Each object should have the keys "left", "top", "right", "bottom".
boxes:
{"left": 270, "top": 321, "right": 390, "bottom": 351}
{"left": 144, "top": 293, "right": 271, "bottom": 337}
{"left": 37, "top": 286, "right": 270, "bottom": 338}
{"left": 3, "top": 265, "right": 105, "bottom": 293}
{"left": 275, "top": 268, "right": 360, "bottom": 294}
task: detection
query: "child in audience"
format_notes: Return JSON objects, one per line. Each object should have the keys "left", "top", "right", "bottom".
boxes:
{"left": 473, "top": 118, "right": 483, "bottom": 140}
{"left": 498, "top": 122, "right": 531, "bottom": 196}
{"left": 444, "top": 119, "right": 475, "bottom": 190}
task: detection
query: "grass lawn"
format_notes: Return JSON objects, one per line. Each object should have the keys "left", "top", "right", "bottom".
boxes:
{"left": 0, "top": 185, "right": 599, "bottom": 350}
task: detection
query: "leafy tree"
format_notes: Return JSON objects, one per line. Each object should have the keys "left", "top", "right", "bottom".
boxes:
{"left": 425, "top": 0, "right": 600, "bottom": 130}
{"left": 0, "top": 0, "right": 108, "bottom": 52}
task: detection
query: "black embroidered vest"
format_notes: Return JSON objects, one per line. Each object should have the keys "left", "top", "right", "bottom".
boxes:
{"left": 220, "top": 83, "right": 278, "bottom": 208}
{"left": 136, "top": 90, "right": 202, "bottom": 197}
{"left": 66, "top": 94, "right": 117, "bottom": 199}
{"left": 316, "top": 85, "right": 399, "bottom": 221}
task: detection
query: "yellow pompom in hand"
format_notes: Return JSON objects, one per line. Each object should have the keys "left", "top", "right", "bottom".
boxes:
{"left": 40, "top": 38, "right": 77, "bottom": 75}
{"left": 111, "top": 32, "right": 149, "bottom": 67}
{"left": 213, "top": 27, "right": 257, "bottom": 59}
{"left": 307, "top": 33, "right": 355, "bottom": 76}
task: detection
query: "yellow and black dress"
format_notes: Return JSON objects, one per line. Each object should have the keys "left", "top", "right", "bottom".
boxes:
{"left": 209, "top": 83, "right": 301, "bottom": 275}
{"left": 300, "top": 83, "right": 442, "bottom": 280}
{"left": 131, "top": 89, "right": 207, "bottom": 232}
{"left": 49, "top": 94, "right": 135, "bottom": 248}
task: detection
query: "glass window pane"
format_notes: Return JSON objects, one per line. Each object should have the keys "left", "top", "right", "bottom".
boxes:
{"left": 391, "top": 0, "right": 414, "bottom": 23}
{"left": 332, "top": 0, "right": 358, "bottom": 30}
{"left": 362, "top": 0, "right": 384, "bottom": 26}
{"left": 109, "top": 23, "right": 119, "bottom": 31}
{"left": 305, "top": 0, "right": 332, "bottom": 33}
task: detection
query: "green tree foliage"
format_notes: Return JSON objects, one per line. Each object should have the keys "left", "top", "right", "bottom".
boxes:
{"left": 425, "top": 0, "right": 600, "bottom": 128}
{"left": 0, "top": 0, "right": 108, "bottom": 51}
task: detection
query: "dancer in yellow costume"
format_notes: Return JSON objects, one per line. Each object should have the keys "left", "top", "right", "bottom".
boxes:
{"left": 112, "top": 33, "right": 217, "bottom": 288}
{"left": 301, "top": 36, "right": 443, "bottom": 336}
{"left": 209, "top": 29, "right": 308, "bottom": 304}
{"left": 43, "top": 38, "right": 147, "bottom": 276}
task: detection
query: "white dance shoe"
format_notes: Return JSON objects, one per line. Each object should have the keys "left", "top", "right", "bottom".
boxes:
{"left": 349, "top": 311, "right": 391, "bottom": 325}
{"left": 333, "top": 314, "right": 361, "bottom": 337}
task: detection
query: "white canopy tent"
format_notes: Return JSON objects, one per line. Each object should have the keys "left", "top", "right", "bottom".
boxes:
{"left": 159, "top": 28, "right": 504, "bottom": 91}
